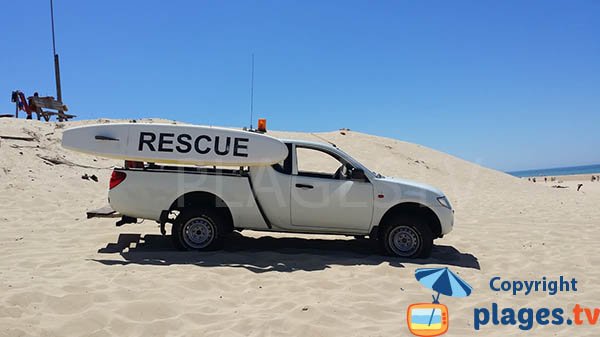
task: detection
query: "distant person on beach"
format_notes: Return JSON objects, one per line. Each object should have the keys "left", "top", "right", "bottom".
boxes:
{"left": 532, "top": 177, "right": 536, "bottom": 183}
{"left": 544, "top": 177, "right": 547, "bottom": 182}
{"left": 592, "top": 176, "right": 596, "bottom": 182}
{"left": 25, "top": 92, "right": 39, "bottom": 120}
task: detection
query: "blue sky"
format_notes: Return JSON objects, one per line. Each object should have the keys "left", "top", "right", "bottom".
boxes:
{"left": 1, "top": 1, "right": 598, "bottom": 171}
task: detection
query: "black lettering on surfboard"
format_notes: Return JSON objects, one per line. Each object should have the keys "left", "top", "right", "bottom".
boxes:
{"left": 194, "top": 135, "right": 211, "bottom": 154}
{"left": 233, "top": 138, "right": 249, "bottom": 157}
{"left": 137, "top": 132, "right": 253, "bottom": 158}
{"left": 214, "top": 136, "right": 231, "bottom": 156}
{"left": 176, "top": 134, "right": 192, "bottom": 153}
{"left": 139, "top": 132, "right": 156, "bottom": 151}
{"left": 158, "top": 133, "right": 174, "bottom": 152}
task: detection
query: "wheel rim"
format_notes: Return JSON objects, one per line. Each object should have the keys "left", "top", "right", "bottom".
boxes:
{"left": 388, "top": 225, "right": 421, "bottom": 257}
{"left": 182, "top": 217, "right": 215, "bottom": 249}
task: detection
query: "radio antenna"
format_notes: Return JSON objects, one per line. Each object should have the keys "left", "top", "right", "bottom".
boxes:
{"left": 249, "top": 53, "right": 255, "bottom": 130}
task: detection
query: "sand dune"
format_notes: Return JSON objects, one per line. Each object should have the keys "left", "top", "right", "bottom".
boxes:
{"left": 1, "top": 118, "right": 599, "bottom": 336}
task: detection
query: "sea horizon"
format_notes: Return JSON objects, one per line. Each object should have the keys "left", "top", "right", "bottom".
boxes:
{"left": 507, "top": 164, "right": 600, "bottom": 178}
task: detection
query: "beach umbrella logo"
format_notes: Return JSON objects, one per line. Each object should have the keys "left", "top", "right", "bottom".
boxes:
{"left": 406, "top": 267, "right": 473, "bottom": 336}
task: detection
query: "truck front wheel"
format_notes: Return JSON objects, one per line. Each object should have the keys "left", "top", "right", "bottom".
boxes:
{"left": 380, "top": 217, "right": 433, "bottom": 258}
{"left": 172, "top": 209, "right": 224, "bottom": 251}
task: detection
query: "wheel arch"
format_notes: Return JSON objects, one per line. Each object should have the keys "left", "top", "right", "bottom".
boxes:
{"left": 379, "top": 202, "right": 442, "bottom": 238}
{"left": 169, "top": 191, "right": 234, "bottom": 232}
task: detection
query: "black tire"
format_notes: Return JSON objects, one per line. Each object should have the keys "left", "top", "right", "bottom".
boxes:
{"left": 171, "top": 209, "right": 225, "bottom": 251}
{"left": 379, "top": 216, "right": 433, "bottom": 258}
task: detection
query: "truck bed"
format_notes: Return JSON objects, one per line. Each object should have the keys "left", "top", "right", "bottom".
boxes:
{"left": 108, "top": 165, "right": 271, "bottom": 231}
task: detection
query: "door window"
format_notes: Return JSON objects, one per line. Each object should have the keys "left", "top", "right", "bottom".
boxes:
{"left": 296, "top": 146, "right": 348, "bottom": 179}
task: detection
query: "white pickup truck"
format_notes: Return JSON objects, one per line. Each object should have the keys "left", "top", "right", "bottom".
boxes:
{"left": 108, "top": 139, "right": 454, "bottom": 258}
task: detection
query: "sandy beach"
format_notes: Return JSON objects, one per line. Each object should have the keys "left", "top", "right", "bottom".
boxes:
{"left": 1, "top": 118, "right": 599, "bottom": 336}
{"left": 521, "top": 174, "right": 600, "bottom": 194}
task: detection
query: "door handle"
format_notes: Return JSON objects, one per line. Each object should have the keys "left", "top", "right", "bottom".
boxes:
{"left": 295, "top": 183, "right": 314, "bottom": 189}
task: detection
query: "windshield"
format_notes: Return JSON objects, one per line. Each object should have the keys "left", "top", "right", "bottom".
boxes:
{"left": 335, "top": 146, "right": 385, "bottom": 178}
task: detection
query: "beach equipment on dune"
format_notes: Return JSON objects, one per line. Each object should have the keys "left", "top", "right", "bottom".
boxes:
{"left": 415, "top": 267, "right": 472, "bottom": 326}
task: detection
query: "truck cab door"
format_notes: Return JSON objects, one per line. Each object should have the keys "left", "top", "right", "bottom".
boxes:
{"left": 290, "top": 145, "right": 374, "bottom": 232}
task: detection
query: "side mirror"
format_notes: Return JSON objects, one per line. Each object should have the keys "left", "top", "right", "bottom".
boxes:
{"left": 350, "top": 168, "right": 367, "bottom": 181}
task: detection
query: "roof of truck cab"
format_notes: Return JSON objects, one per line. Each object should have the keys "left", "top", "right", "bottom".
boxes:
{"left": 280, "top": 139, "right": 337, "bottom": 149}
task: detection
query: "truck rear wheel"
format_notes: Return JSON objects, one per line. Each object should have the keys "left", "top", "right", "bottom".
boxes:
{"left": 380, "top": 216, "right": 433, "bottom": 258}
{"left": 172, "top": 209, "right": 224, "bottom": 251}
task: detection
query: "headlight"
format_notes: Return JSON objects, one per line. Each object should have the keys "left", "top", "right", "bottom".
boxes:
{"left": 437, "top": 196, "right": 452, "bottom": 209}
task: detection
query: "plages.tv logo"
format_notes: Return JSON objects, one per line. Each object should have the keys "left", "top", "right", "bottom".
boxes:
{"left": 407, "top": 267, "right": 473, "bottom": 336}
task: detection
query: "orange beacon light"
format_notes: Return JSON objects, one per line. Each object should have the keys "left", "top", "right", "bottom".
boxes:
{"left": 407, "top": 303, "right": 449, "bottom": 337}
{"left": 257, "top": 118, "right": 267, "bottom": 132}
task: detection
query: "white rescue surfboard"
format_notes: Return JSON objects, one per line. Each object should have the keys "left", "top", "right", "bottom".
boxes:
{"left": 62, "top": 123, "right": 288, "bottom": 166}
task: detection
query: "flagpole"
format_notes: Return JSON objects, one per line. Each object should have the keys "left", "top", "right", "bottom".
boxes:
{"left": 50, "top": 0, "right": 62, "bottom": 103}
